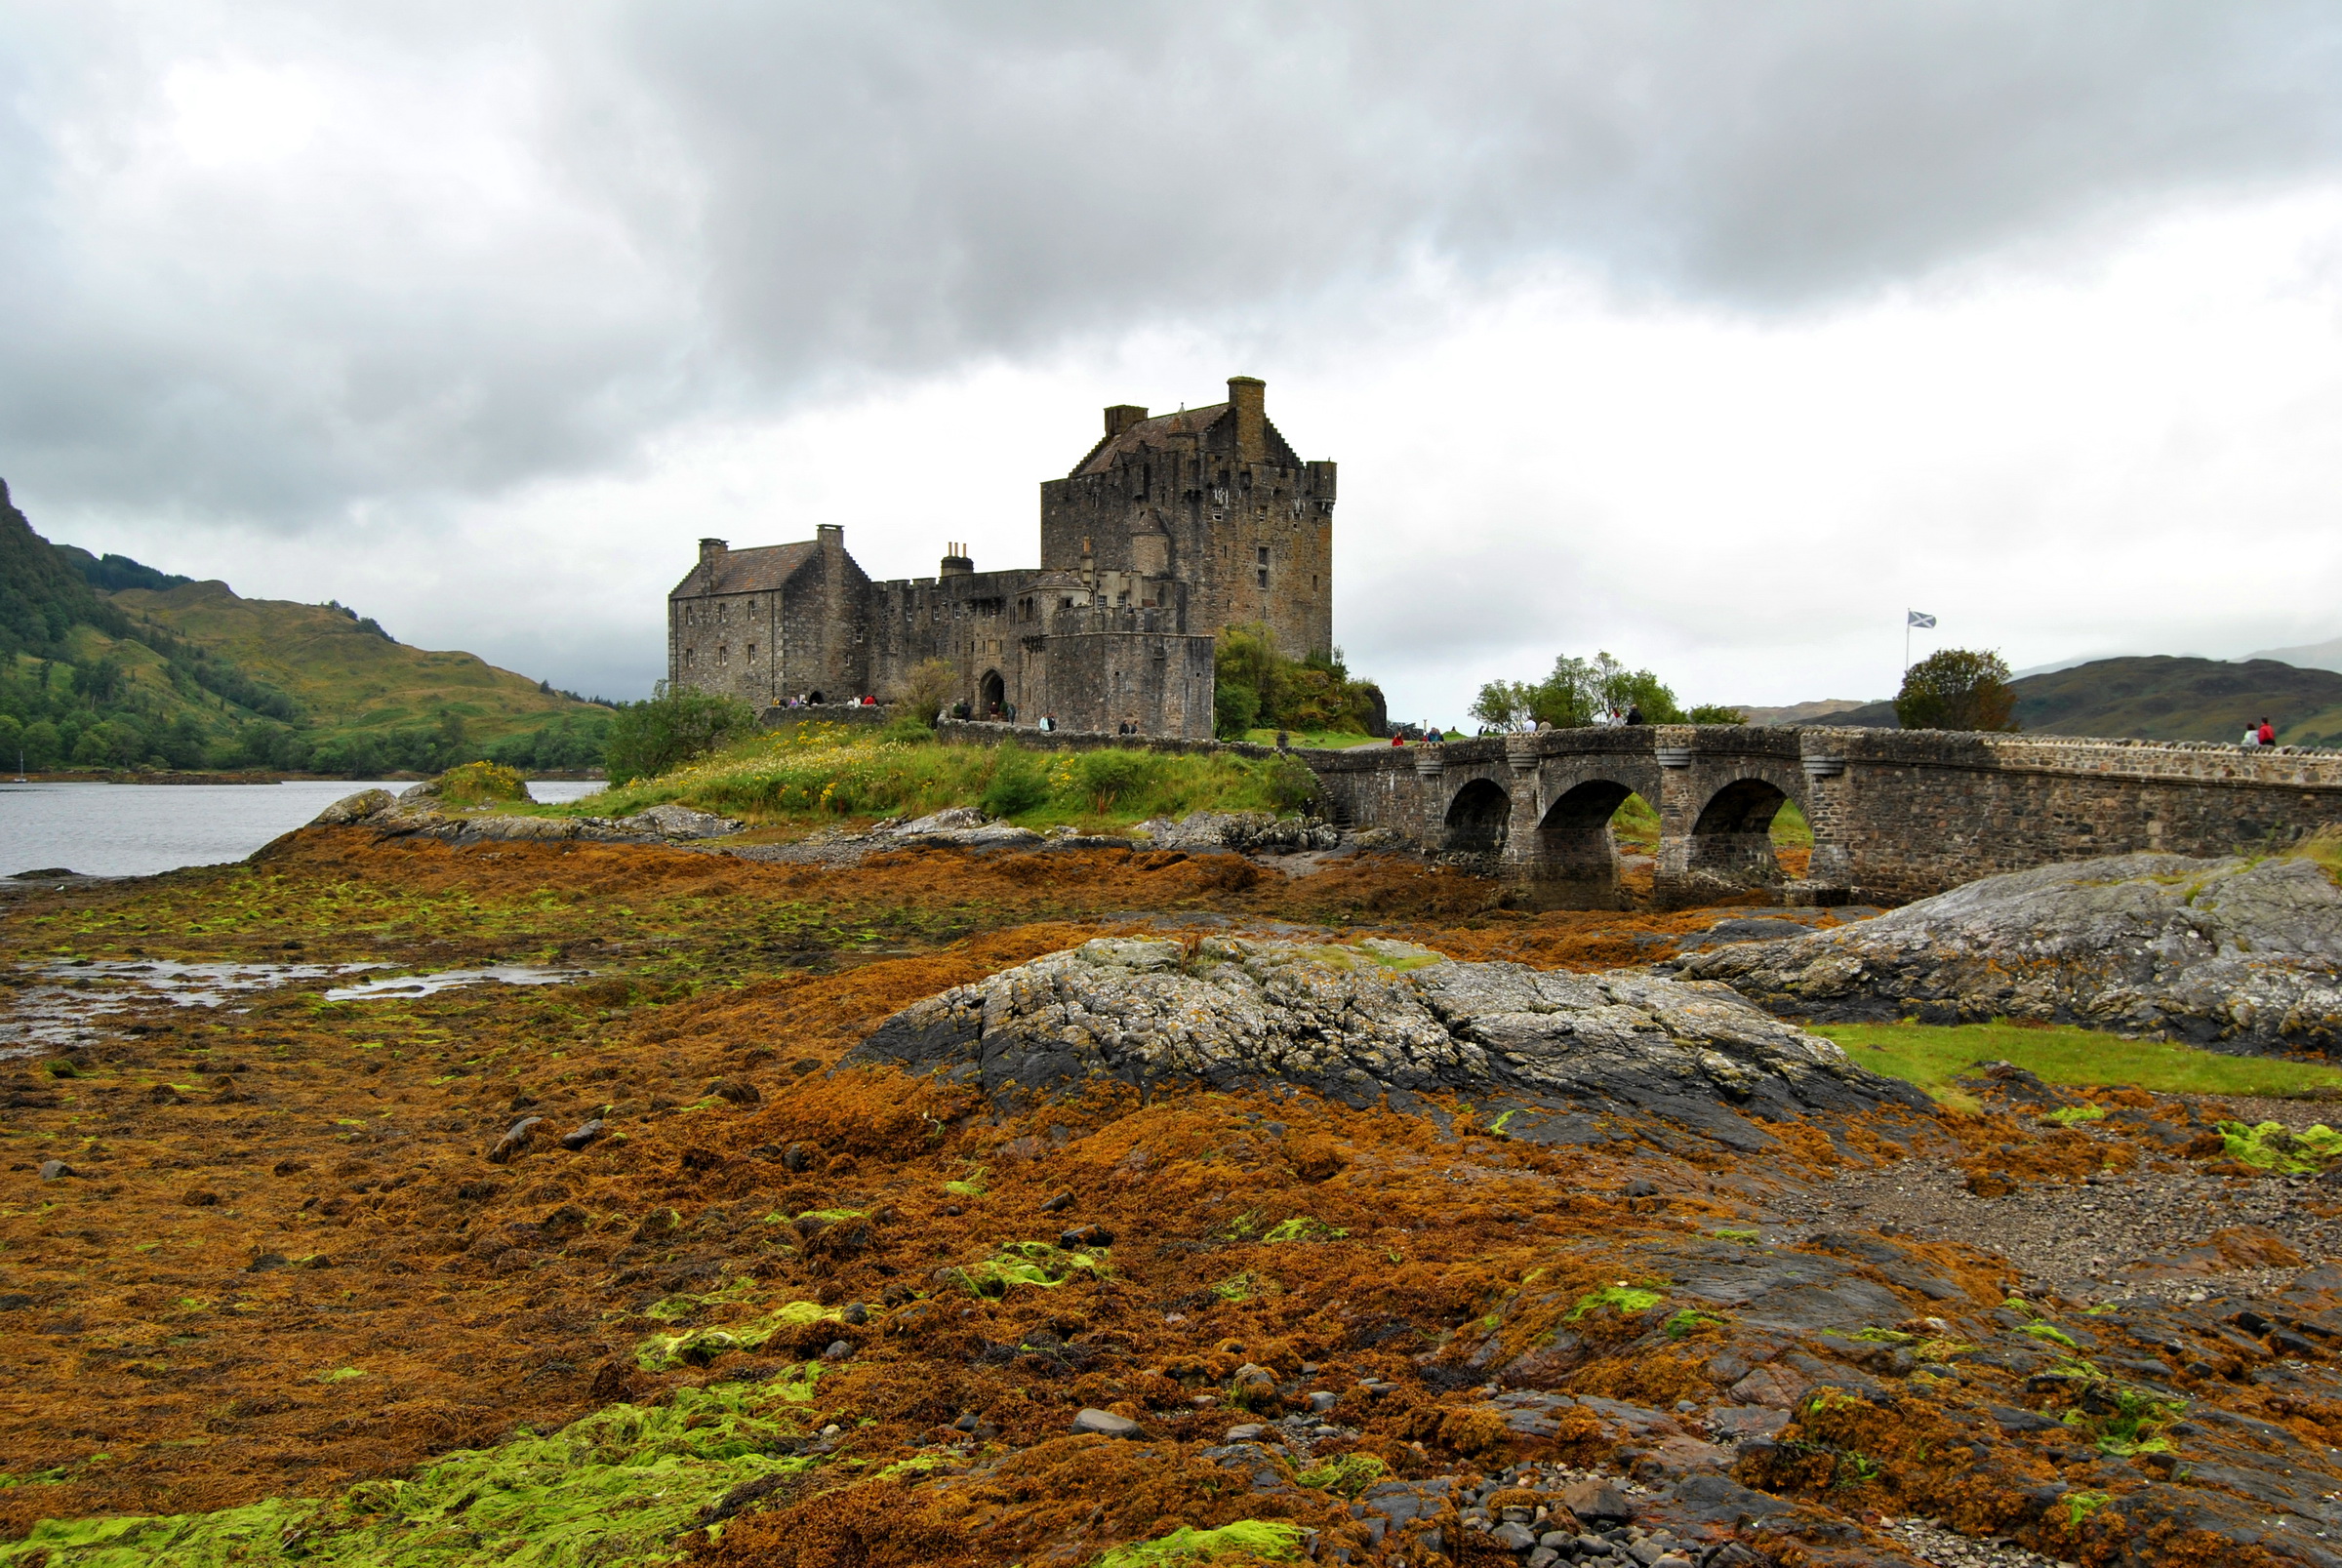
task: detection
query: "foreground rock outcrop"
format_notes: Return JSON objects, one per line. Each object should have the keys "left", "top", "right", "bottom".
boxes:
{"left": 307, "top": 787, "right": 742, "bottom": 845}
{"left": 1678, "top": 852, "right": 2342, "bottom": 1055}
{"left": 847, "top": 936, "right": 1929, "bottom": 1150}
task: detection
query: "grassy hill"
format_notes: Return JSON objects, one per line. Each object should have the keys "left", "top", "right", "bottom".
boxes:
{"left": 111, "top": 581, "right": 604, "bottom": 767}
{"left": 0, "top": 478, "right": 611, "bottom": 775}
{"left": 1815, "top": 656, "right": 2342, "bottom": 744}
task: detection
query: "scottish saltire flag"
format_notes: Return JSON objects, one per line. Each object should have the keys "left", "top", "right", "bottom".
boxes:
{"left": 1907, "top": 610, "right": 1936, "bottom": 628}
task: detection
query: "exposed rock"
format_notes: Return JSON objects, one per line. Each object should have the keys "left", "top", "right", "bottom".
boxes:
{"left": 36, "top": 1159, "right": 70, "bottom": 1181}
{"left": 488, "top": 1116, "right": 545, "bottom": 1164}
{"left": 1132, "top": 811, "right": 1341, "bottom": 854}
{"left": 846, "top": 937, "right": 1929, "bottom": 1149}
{"left": 1677, "top": 852, "right": 2342, "bottom": 1056}
{"left": 303, "top": 793, "right": 741, "bottom": 847}
{"left": 612, "top": 803, "right": 739, "bottom": 840}
{"left": 311, "top": 788, "right": 395, "bottom": 825}
{"left": 558, "top": 1118, "right": 606, "bottom": 1151}
{"left": 1070, "top": 1407, "right": 1142, "bottom": 1438}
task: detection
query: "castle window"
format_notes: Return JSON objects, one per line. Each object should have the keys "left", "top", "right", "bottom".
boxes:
{"left": 1257, "top": 546, "right": 1269, "bottom": 565}
{"left": 1257, "top": 569, "right": 1269, "bottom": 588}
{"left": 747, "top": 644, "right": 756, "bottom": 663}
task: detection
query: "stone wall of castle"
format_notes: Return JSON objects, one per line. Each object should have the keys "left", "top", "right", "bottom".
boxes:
{"left": 668, "top": 378, "right": 1333, "bottom": 737}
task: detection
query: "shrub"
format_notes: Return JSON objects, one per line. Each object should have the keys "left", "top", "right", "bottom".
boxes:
{"left": 1894, "top": 650, "right": 2018, "bottom": 732}
{"left": 436, "top": 760, "right": 529, "bottom": 806}
{"left": 604, "top": 681, "right": 760, "bottom": 785}
{"left": 979, "top": 746, "right": 1051, "bottom": 818}
{"left": 1072, "top": 749, "right": 1151, "bottom": 813}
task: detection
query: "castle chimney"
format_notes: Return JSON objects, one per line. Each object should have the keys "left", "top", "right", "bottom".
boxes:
{"left": 940, "top": 542, "right": 973, "bottom": 578}
{"left": 1105, "top": 404, "right": 1148, "bottom": 438}
{"left": 1228, "top": 377, "right": 1266, "bottom": 463}
{"left": 699, "top": 538, "right": 728, "bottom": 563}
{"left": 816, "top": 524, "right": 843, "bottom": 548}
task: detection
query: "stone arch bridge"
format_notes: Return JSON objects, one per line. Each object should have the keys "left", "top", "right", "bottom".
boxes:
{"left": 1303, "top": 726, "right": 2342, "bottom": 907}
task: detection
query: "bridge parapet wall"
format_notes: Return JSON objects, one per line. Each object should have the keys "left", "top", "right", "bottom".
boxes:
{"left": 1316, "top": 725, "right": 2342, "bottom": 906}
{"left": 1803, "top": 727, "right": 2342, "bottom": 903}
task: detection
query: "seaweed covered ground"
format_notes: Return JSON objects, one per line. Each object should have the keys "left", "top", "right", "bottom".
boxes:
{"left": 6, "top": 829, "right": 2342, "bottom": 1567}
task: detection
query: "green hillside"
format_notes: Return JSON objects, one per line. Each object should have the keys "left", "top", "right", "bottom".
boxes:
{"left": 1820, "top": 656, "right": 2342, "bottom": 744}
{"left": 0, "top": 479, "right": 612, "bottom": 775}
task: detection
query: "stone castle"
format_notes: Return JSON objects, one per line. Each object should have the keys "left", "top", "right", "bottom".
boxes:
{"left": 666, "top": 377, "right": 1336, "bottom": 737}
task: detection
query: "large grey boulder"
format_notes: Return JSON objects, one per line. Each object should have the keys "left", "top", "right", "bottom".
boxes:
{"left": 844, "top": 936, "right": 1927, "bottom": 1150}
{"left": 1133, "top": 812, "right": 1340, "bottom": 853}
{"left": 1677, "top": 852, "right": 2342, "bottom": 1055}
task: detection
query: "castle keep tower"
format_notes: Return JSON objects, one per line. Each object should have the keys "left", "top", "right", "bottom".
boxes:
{"left": 1039, "top": 377, "right": 1336, "bottom": 662}
{"left": 667, "top": 378, "right": 1335, "bottom": 737}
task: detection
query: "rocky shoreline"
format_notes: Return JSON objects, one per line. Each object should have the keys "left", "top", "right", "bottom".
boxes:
{"left": 1681, "top": 851, "right": 2342, "bottom": 1057}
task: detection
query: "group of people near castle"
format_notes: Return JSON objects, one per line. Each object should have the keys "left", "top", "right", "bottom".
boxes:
{"left": 2242, "top": 716, "right": 2278, "bottom": 747}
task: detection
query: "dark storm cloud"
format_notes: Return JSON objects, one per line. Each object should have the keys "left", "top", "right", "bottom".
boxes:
{"left": 5, "top": 0, "right": 2341, "bottom": 523}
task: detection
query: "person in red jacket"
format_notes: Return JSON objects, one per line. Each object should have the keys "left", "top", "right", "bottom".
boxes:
{"left": 2259, "top": 717, "right": 2277, "bottom": 746}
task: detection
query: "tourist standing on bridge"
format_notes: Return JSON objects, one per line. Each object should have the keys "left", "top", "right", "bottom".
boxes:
{"left": 2260, "top": 717, "right": 2277, "bottom": 746}
{"left": 1625, "top": 704, "right": 1645, "bottom": 726}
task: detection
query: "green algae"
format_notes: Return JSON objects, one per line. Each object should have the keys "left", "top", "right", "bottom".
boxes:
{"left": 1293, "top": 1452, "right": 1384, "bottom": 1497}
{"left": 1092, "top": 1519, "right": 1309, "bottom": 1567}
{"left": 0, "top": 1375, "right": 821, "bottom": 1567}
{"left": 1664, "top": 1309, "right": 1725, "bottom": 1340}
{"left": 2039, "top": 1105, "right": 2107, "bottom": 1127}
{"left": 1258, "top": 1216, "right": 1347, "bottom": 1244}
{"left": 1565, "top": 1284, "right": 1663, "bottom": 1321}
{"left": 939, "top": 1240, "right": 1110, "bottom": 1299}
{"left": 2218, "top": 1119, "right": 2342, "bottom": 1173}
{"left": 634, "top": 1302, "right": 841, "bottom": 1371}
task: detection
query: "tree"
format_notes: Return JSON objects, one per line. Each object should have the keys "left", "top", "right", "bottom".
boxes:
{"left": 1472, "top": 651, "right": 1705, "bottom": 731}
{"left": 1214, "top": 624, "right": 1379, "bottom": 739}
{"left": 604, "top": 682, "right": 760, "bottom": 785}
{"left": 900, "top": 658, "right": 959, "bottom": 729}
{"left": 1894, "top": 649, "right": 2018, "bottom": 732}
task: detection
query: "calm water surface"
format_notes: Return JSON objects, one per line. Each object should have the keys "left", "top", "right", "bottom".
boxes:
{"left": 0, "top": 780, "right": 608, "bottom": 878}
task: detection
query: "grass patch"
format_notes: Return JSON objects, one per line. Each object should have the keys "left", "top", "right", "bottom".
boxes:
{"left": 1242, "top": 728, "right": 1383, "bottom": 749}
{"left": 538, "top": 724, "right": 1318, "bottom": 833}
{"left": 1812, "top": 1020, "right": 2342, "bottom": 1106}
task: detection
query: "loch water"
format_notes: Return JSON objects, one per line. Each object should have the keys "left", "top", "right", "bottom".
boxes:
{"left": 0, "top": 779, "right": 608, "bottom": 879}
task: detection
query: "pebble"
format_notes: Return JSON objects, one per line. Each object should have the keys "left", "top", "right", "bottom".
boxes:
{"left": 1070, "top": 1408, "right": 1141, "bottom": 1438}
{"left": 1881, "top": 1515, "right": 2073, "bottom": 1568}
{"left": 487, "top": 1116, "right": 543, "bottom": 1164}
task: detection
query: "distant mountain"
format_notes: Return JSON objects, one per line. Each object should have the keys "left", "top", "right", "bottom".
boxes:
{"left": 0, "top": 478, "right": 610, "bottom": 774}
{"left": 2249, "top": 634, "right": 2342, "bottom": 675}
{"left": 1806, "top": 656, "right": 2342, "bottom": 745}
{"left": 1735, "top": 698, "right": 1878, "bottom": 727}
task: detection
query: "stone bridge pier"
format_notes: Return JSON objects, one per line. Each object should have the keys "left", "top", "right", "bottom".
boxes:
{"left": 1304, "top": 725, "right": 2342, "bottom": 908}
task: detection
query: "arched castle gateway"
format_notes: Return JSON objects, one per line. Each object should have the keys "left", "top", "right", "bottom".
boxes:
{"left": 665, "top": 377, "right": 1336, "bottom": 737}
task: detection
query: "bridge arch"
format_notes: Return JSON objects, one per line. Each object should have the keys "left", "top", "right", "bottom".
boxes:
{"left": 1679, "top": 773, "right": 1801, "bottom": 893}
{"left": 1444, "top": 777, "right": 1512, "bottom": 856}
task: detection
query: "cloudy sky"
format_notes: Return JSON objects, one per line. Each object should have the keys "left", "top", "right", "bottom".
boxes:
{"left": 8, "top": 2, "right": 2342, "bottom": 720}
